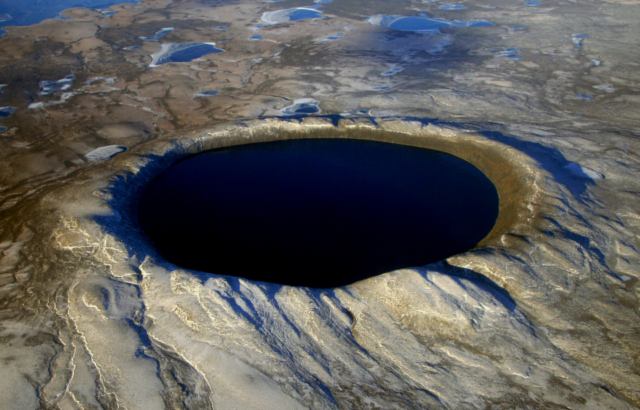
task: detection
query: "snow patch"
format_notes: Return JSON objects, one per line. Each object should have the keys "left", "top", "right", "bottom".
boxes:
{"left": 85, "top": 145, "right": 127, "bottom": 161}
{"left": 565, "top": 162, "right": 604, "bottom": 180}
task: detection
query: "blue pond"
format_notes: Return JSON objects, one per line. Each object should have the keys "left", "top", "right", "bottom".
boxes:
{"left": 150, "top": 42, "right": 224, "bottom": 67}
{"left": 281, "top": 99, "right": 320, "bottom": 115}
{"left": 0, "top": 106, "right": 16, "bottom": 118}
{"left": 381, "top": 67, "right": 403, "bottom": 76}
{"left": 0, "top": 106, "right": 15, "bottom": 133}
{"left": 0, "top": 0, "right": 138, "bottom": 34}
{"left": 493, "top": 47, "right": 523, "bottom": 59}
{"left": 439, "top": 5, "right": 467, "bottom": 10}
{"left": 368, "top": 14, "right": 493, "bottom": 34}
{"left": 137, "top": 138, "right": 499, "bottom": 288}
{"left": 261, "top": 8, "right": 323, "bottom": 25}
{"left": 40, "top": 75, "right": 74, "bottom": 95}
{"left": 316, "top": 33, "right": 344, "bottom": 42}
{"left": 572, "top": 33, "right": 590, "bottom": 48}
{"left": 194, "top": 90, "right": 220, "bottom": 98}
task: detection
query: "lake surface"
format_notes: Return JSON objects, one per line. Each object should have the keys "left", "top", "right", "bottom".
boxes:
{"left": 137, "top": 138, "right": 499, "bottom": 288}
{"left": 0, "top": 0, "right": 138, "bottom": 33}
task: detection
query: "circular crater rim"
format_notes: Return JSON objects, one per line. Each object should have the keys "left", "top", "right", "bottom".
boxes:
{"left": 103, "top": 119, "right": 539, "bottom": 288}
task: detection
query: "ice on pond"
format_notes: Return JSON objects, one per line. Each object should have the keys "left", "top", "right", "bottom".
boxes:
{"left": 281, "top": 98, "right": 320, "bottom": 115}
{"left": 314, "top": 0, "right": 333, "bottom": 3}
{"left": 99, "top": 10, "right": 117, "bottom": 16}
{"left": 85, "top": 145, "right": 127, "bottom": 161}
{"left": 572, "top": 33, "right": 590, "bottom": 48}
{"left": 123, "top": 46, "right": 142, "bottom": 50}
{"left": 140, "top": 27, "right": 175, "bottom": 41}
{"left": 28, "top": 102, "right": 46, "bottom": 109}
{"left": 249, "top": 34, "right": 263, "bottom": 41}
{"left": 439, "top": 5, "right": 467, "bottom": 10}
{"left": 367, "top": 14, "right": 493, "bottom": 34}
{"left": 340, "top": 108, "right": 371, "bottom": 116}
{"left": 0, "top": 106, "right": 16, "bottom": 118}
{"left": 493, "top": 47, "right": 523, "bottom": 59}
{"left": 149, "top": 42, "right": 224, "bottom": 68}
{"left": 39, "top": 75, "right": 74, "bottom": 95}
{"left": 316, "top": 33, "right": 344, "bottom": 42}
{"left": 261, "top": 8, "right": 324, "bottom": 25}
{"left": 0, "top": 0, "right": 138, "bottom": 32}
{"left": 194, "top": 90, "right": 220, "bottom": 98}
{"left": 382, "top": 67, "right": 404, "bottom": 76}
{"left": 590, "top": 59, "right": 602, "bottom": 66}
{"left": 593, "top": 84, "right": 614, "bottom": 93}
{"left": 85, "top": 77, "right": 116, "bottom": 85}
{"left": 0, "top": 84, "right": 6, "bottom": 92}
{"left": 37, "top": 92, "right": 76, "bottom": 106}
{"left": 565, "top": 162, "right": 604, "bottom": 180}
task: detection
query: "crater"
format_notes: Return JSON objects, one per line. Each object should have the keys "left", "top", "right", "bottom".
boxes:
{"left": 136, "top": 136, "right": 500, "bottom": 288}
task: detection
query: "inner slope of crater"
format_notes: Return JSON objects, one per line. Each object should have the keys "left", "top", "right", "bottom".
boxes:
{"left": 137, "top": 138, "right": 499, "bottom": 288}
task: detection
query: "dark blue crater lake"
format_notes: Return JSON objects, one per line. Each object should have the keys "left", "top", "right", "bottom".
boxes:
{"left": 137, "top": 138, "right": 499, "bottom": 288}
